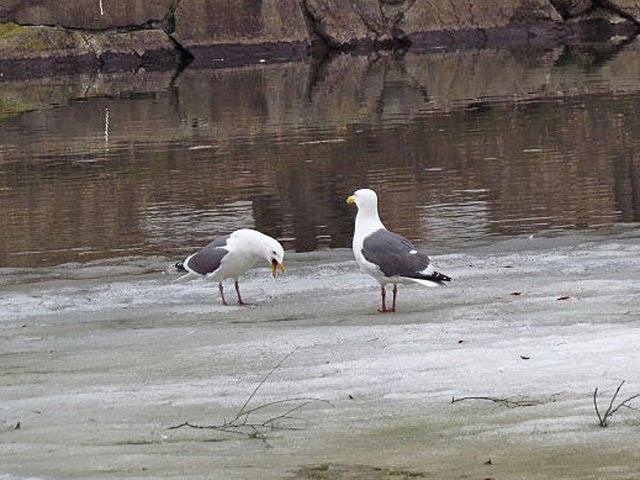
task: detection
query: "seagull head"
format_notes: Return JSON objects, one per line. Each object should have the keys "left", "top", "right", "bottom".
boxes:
{"left": 346, "top": 188, "right": 379, "bottom": 214}
{"left": 263, "top": 238, "right": 285, "bottom": 278}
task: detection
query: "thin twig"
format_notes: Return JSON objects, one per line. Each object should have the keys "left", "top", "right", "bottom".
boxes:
{"left": 168, "top": 421, "right": 223, "bottom": 431}
{"left": 235, "top": 346, "right": 299, "bottom": 420}
{"left": 451, "top": 395, "right": 542, "bottom": 408}
{"left": 593, "top": 380, "right": 640, "bottom": 427}
{"left": 604, "top": 380, "right": 625, "bottom": 421}
{"left": 262, "top": 401, "right": 312, "bottom": 427}
{"left": 168, "top": 347, "right": 330, "bottom": 438}
{"left": 593, "top": 388, "right": 604, "bottom": 426}
{"left": 609, "top": 393, "right": 640, "bottom": 417}
{"left": 621, "top": 404, "right": 640, "bottom": 412}
{"left": 234, "top": 397, "right": 332, "bottom": 420}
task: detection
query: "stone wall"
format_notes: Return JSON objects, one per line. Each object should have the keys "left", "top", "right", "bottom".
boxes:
{"left": 0, "top": 0, "right": 639, "bottom": 74}
{"left": 0, "top": 0, "right": 175, "bottom": 30}
{"left": 173, "top": 0, "right": 309, "bottom": 47}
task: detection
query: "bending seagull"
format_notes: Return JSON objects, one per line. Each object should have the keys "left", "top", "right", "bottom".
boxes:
{"left": 347, "top": 188, "right": 451, "bottom": 313}
{"left": 175, "top": 228, "right": 285, "bottom": 306}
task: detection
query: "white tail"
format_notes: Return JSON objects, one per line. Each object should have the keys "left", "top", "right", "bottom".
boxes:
{"left": 408, "top": 277, "right": 442, "bottom": 287}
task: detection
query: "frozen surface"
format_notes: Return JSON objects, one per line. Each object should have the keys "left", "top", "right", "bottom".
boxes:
{"left": 1, "top": 228, "right": 640, "bottom": 479}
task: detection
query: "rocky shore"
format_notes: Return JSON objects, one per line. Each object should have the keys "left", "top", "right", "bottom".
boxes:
{"left": 0, "top": 1, "right": 639, "bottom": 75}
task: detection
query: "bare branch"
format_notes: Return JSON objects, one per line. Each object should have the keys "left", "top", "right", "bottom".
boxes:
{"left": 235, "top": 346, "right": 299, "bottom": 420}
{"left": 604, "top": 380, "right": 625, "bottom": 420}
{"left": 593, "top": 388, "right": 604, "bottom": 426}
{"left": 451, "top": 395, "right": 542, "bottom": 408}
{"left": 262, "top": 401, "right": 312, "bottom": 427}
{"left": 236, "top": 397, "right": 333, "bottom": 420}
{"left": 593, "top": 380, "right": 640, "bottom": 427}
{"left": 167, "top": 347, "right": 331, "bottom": 439}
{"left": 607, "top": 393, "right": 640, "bottom": 418}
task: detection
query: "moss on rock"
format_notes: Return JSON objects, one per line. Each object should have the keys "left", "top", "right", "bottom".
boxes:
{"left": 0, "top": 23, "right": 87, "bottom": 58}
{"left": 0, "top": 22, "right": 23, "bottom": 38}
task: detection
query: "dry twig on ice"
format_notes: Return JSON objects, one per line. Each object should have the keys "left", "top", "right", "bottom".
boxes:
{"left": 593, "top": 380, "right": 640, "bottom": 427}
{"left": 168, "top": 347, "right": 331, "bottom": 439}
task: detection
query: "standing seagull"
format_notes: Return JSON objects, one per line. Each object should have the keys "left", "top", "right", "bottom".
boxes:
{"left": 175, "top": 228, "right": 285, "bottom": 306}
{"left": 347, "top": 188, "right": 451, "bottom": 312}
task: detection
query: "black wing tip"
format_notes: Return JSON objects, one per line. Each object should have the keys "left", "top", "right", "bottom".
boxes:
{"left": 427, "top": 271, "right": 452, "bottom": 286}
{"left": 175, "top": 261, "right": 187, "bottom": 272}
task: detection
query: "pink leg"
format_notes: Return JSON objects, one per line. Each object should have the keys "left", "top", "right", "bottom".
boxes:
{"left": 218, "top": 282, "right": 228, "bottom": 306}
{"left": 378, "top": 286, "right": 388, "bottom": 313}
{"left": 391, "top": 284, "right": 398, "bottom": 312}
{"left": 235, "top": 281, "right": 246, "bottom": 306}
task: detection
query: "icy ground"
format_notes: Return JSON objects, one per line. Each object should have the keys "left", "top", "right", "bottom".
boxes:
{"left": 1, "top": 227, "right": 640, "bottom": 479}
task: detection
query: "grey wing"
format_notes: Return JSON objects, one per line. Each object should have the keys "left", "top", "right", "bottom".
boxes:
{"left": 207, "top": 234, "right": 230, "bottom": 248}
{"left": 361, "top": 229, "right": 433, "bottom": 278}
{"left": 185, "top": 235, "right": 230, "bottom": 275}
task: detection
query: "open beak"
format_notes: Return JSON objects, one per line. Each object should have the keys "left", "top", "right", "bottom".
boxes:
{"left": 272, "top": 259, "right": 284, "bottom": 277}
{"left": 346, "top": 195, "right": 355, "bottom": 204}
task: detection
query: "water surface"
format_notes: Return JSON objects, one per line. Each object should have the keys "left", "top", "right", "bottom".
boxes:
{"left": 1, "top": 42, "right": 640, "bottom": 267}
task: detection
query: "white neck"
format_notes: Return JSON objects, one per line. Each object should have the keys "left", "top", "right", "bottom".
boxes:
{"left": 354, "top": 203, "right": 385, "bottom": 241}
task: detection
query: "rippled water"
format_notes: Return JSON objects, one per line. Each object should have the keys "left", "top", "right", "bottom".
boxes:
{"left": 2, "top": 41, "right": 640, "bottom": 267}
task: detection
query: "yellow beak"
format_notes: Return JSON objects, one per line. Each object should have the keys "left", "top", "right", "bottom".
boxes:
{"left": 280, "top": 261, "right": 285, "bottom": 274}
{"left": 346, "top": 195, "right": 355, "bottom": 204}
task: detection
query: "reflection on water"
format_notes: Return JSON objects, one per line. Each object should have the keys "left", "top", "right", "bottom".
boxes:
{"left": 1, "top": 42, "right": 640, "bottom": 267}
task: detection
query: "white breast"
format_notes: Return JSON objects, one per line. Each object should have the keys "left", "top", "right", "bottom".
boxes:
{"left": 212, "top": 252, "right": 256, "bottom": 280}
{"left": 352, "top": 209, "right": 386, "bottom": 283}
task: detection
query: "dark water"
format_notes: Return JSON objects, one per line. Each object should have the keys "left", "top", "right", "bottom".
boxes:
{"left": 1, "top": 42, "right": 640, "bottom": 267}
